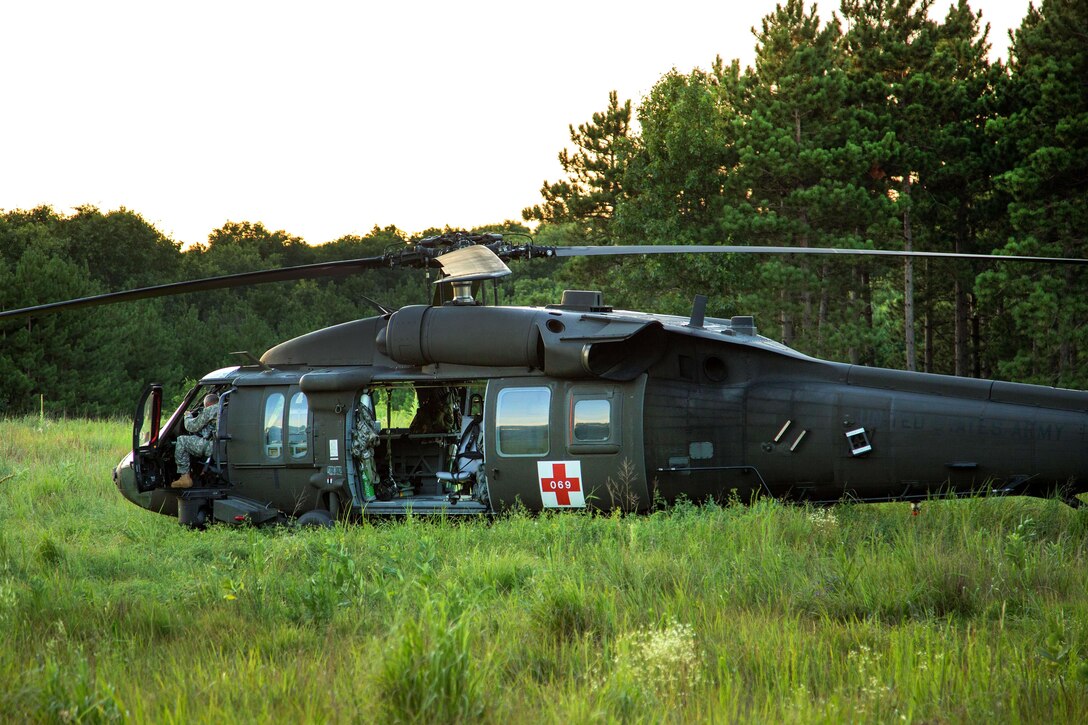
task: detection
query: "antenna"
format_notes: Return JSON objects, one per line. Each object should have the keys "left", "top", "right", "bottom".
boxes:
{"left": 688, "top": 295, "right": 708, "bottom": 328}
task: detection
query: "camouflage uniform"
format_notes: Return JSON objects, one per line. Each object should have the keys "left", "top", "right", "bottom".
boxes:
{"left": 409, "top": 387, "right": 458, "bottom": 434}
{"left": 351, "top": 399, "right": 381, "bottom": 499}
{"left": 175, "top": 403, "right": 219, "bottom": 475}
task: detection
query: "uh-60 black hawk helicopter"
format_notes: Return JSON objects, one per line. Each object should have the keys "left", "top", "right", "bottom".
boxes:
{"left": 4, "top": 232, "right": 1088, "bottom": 528}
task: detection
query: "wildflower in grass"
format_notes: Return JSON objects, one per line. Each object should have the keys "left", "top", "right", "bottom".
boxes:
{"left": 787, "top": 682, "right": 816, "bottom": 715}
{"left": 847, "top": 645, "right": 892, "bottom": 707}
{"left": 596, "top": 618, "right": 703, "bottom": 709}
{"left": 847, "top": 645, "right": 883, "bottom": 678}
{"left": 807, "top": 507, "right": 839, "bottom": 530}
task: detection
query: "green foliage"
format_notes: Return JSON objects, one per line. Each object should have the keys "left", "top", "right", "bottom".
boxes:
{"left": 2, "top": 418, "right": 1088, "bottom": 721}
{"left": 719, "top": 0, "right": 901, "bottom": 361}
{"left": 523, "top": 91, "right": 634, "bottom": 244}
{"left": 0, "top": 212, "right": 428, "bottom": 415}
{"left": 621, "top": 64, "right": 739, "bottom": 244}
{"left": 594, "top": 618, "right": 703, "bottom": 715}
{"left": 1, "top": 0, "right": 1086, "bottom": 412}
{"left": 976, "top": 0, "right": 1088, "bottom": 387}
{"left": 296, "top": 540, "right": 364, "bottom": 623}
{"left": 377, "top": 598, "right": 491, "bottom": 723}
{"left": 521, "top": 0, "right": 1086, "bottom": 382}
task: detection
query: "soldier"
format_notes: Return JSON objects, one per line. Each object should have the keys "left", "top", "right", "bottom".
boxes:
{"left": 170, "top": 393, "right": 220, "bottom": 489}
{"left": 351, "top": 391, "right": 381, "bottom": 500}
{"left": 409, "top": 386, "right": 458, "bottom": 434}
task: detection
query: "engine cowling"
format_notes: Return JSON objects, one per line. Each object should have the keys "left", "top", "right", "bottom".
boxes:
{"left": 377, "top": 305, "right": 665, "bottom": 381}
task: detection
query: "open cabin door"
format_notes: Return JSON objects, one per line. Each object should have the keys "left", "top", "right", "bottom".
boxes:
{"left": 132, "top": 383, "right": 165, "bottom": 492}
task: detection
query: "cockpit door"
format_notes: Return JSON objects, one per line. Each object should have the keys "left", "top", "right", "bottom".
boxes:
{"left": 132, "top": 383, "right": 164, "bottom": 492}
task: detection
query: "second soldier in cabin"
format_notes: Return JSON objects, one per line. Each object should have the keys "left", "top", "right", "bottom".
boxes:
{"left": 170, "top": 393, "right": 220, "bottom": 489}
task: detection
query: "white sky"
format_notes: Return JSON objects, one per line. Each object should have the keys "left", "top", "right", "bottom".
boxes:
{"left": 1, "top": 0, "right": 1031, "bottom": 248}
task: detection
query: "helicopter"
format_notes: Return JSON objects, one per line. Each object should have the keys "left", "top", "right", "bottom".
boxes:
{"left": 3, "top": 232, "right": 1087, "bottom": 528}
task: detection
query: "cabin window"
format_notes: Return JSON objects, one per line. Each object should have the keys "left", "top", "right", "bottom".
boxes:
{"left": 264, "top": 393, "right": 285, "bottom": 459}
{"left": 496, "top": 387, "right": 550, "bottom": 456}
{"left": 288, "top": 392, "right": 309, "bottom": 458}
{"left": 573, "top": 399, "right": 611, "bottom": 442}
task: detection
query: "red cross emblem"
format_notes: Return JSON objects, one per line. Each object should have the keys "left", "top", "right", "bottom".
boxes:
{"left": 538, "top": 461, "right": 584, "bottom": 507}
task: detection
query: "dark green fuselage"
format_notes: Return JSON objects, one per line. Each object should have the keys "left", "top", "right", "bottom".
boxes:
{"left": 114, "top": 300, "right": 1088, "bottom": 525}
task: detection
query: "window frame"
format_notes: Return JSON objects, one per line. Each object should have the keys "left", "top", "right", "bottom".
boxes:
{"left": 495, "top": 386, "right": 552, "bottom": 457}
{"left": 572, "top": 398, "right": 612, "bottom": 443}
{"left": 567, "top": 389, "right": 621, "bottom": 454}
{"left": 287, "top": 391, "right": 310, "bottom": 460}
{"left": 262, "top": 391, "right": 286, "bottom": 461}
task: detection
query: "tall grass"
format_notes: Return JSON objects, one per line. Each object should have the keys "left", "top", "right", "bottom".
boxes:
{"left": 1, "top": 417, "right": 1086, "bottom": 722}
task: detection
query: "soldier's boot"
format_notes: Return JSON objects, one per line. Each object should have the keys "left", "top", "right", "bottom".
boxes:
{"left": 170, "top": 473, "right": 193, "bottom": 489}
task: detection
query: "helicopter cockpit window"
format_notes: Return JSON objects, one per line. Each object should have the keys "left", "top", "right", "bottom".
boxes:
{"left": 573, "top": 399, "right": 611, "bottom": 442}
{"left": 496, "top": 387, "right": 550, "bottom": 456}
{"left": 264, "top": 393, "right": 285, "bottom": 459}
{"left": 288, "top": 392, "right": 309, "bottom": 459}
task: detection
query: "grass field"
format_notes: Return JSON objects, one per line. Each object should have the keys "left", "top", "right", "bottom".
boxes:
{"left": 1, "top": 417, "right": 1087, "bottom": 723}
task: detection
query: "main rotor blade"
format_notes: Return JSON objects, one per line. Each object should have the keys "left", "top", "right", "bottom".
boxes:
{"left": 5, "top": 235, "right": 1083, "bottom": 323}
{"left": 552, "top": 245, "right": 1088, "bottom": 265}
{"left": 0, "top": 255, "right": 389, "bottom": 321}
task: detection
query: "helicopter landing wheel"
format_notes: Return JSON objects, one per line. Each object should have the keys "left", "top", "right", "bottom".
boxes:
{"left": 297, "top": 509, "right": 334, "bottom": 528}
{"left": 178, "top": 497, "right": 209, "bottom": 529}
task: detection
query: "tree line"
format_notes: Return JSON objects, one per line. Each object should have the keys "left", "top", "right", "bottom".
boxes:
{"left": 527, "top": 0, "right": 1087, "bottom": 386}
{"left": 1, "top": 0, "right": 1085, "bottom": 417}
{"left": 0, "top": 209, "right": 502, "bottom": 416}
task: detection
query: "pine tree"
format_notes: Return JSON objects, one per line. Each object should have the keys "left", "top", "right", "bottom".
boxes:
{"left": 911, "top": 0, "right": 998, "bottom": 376}
{"left": 840, "top": 0, "right": 941, "bottom": 371}
{"left": 714, "top": 0, "right": 896, "bottom": 362}
{"left": 522, "top": 91, "right": 634, "bottom": 244}
{"left": 977, "top": 0, "right": 1088, "bottom": 386}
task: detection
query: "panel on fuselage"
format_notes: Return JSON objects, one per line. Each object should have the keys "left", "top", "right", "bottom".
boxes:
{"left": 485, "top": 377, "right": 647, "bottom": 512}
{"left": 225, "top": 381, "right": 321, "bottom": 514}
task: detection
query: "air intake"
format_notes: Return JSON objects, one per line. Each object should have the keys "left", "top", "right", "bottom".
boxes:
{"left": 551, "top": 290, "right": 611, "bottom": 312}
{"left": 730, "top": 315, "right": 757, "bottom": 336}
